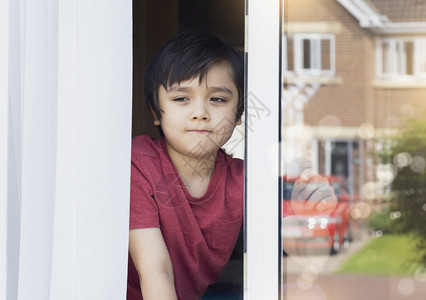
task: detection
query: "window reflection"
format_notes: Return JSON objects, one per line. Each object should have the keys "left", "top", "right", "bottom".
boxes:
{"left": 281, "top": 0, "right": 426, "bottom": 299}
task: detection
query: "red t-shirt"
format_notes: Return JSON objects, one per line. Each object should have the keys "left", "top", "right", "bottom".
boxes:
{"left": 127, "top": 136, "right": 243, "bottom": 300}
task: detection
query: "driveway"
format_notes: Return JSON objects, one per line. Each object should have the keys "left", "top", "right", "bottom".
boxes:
{"left": 283, "top": 230, "right": 371, "bottom": 274}
{"left": 282, "top": 231, "right": 426, "bottom": 299}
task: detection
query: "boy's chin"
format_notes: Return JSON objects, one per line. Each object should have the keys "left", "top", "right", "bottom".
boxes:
{"left": 185, "top": 140, "right": 221, "bottom": 159}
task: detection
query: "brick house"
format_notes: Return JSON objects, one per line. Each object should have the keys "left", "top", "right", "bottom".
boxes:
{"left": 283, "top": 0, "right": 426, "bottom": 201}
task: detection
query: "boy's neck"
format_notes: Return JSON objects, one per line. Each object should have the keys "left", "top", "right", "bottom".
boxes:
{"left": 165, "top": 143, "right": 217, "bottom": 198}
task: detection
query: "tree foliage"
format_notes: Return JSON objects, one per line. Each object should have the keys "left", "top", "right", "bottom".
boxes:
{"left": 378, "top": 115, "right": 426, "bottom": 265}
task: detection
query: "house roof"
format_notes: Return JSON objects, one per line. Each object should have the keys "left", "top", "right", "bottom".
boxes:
{"left": 368, "top": 0, "right": 426, "bottom": 22}
{"left": 337, "top": 0, "right": 426, "bottom": 33}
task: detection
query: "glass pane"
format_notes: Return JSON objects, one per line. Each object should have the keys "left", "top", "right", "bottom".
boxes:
{"left": 303, "top": 39, "right": 311, "bottom": 69}
{"left": 405, "top": 41, "right": 414, "bottom": 75}
{"left": 331, "top": 141, "right": 348, "bottom": 177}
{"left": 281, "top": 1, "right": 426, "bottom": 299}
{"left": 396, "top": 41, "right": 403, "bottom": 74}
{"left": 287, "top": 36, "right": 294, "bottom": 72}
{"left": 382, "top": 42, "right": 389, "bottom": 74}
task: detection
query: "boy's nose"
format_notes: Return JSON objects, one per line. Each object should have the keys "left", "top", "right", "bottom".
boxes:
{"left": 191, "top": 102, "right": 210, "bottom": 121}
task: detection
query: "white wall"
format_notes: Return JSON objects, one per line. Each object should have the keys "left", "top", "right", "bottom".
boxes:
{"left": 2, "top": 0, "right": 133, "bottom": 299}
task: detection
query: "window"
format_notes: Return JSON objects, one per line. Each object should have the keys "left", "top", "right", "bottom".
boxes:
{"left": 283, "top": 2, "right": 426, "bottom": 299}
{"left": 376, "top": 37, "right": 426, "bottom": 79}
{"left": 286, "top": 33, "right": 336, "bottom": 77}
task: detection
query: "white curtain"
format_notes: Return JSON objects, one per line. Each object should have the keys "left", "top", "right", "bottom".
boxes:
{"left": 1, "top": 0, "right": 133, "bottom": 299}
{"left": 0, "top": 0, "right": 10, "bottom": 298}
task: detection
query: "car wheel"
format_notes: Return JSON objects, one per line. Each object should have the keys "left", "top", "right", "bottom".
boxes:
{"left": 346, "top": 220, "right": 355, "bottom": 242}
{"left": 344, "top": 227, "right": 352, "bottom": 250}
{"left": 330, "top": 233, "right": 341, "bottom": 255}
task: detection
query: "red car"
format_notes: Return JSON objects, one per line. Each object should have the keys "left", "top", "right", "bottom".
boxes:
{"left": 282, "top": 175, "right": 354, "bottom": 255}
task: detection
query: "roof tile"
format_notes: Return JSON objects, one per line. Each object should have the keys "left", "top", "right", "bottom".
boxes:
{"left": 368, "top": 0, "right": 426, "bottom": 22}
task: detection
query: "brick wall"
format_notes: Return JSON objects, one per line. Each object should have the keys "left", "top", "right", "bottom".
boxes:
{"left": 286, "top": 0, "right": 374, "bottom": 128}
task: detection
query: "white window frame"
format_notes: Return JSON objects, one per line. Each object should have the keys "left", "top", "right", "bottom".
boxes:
{"left": 375, "top": 37, "right": 426, "bottom": 80}
{"left": 287, "top": 33, "right": 336, "bottom": 77}
{"left": 246, "top": 0, "right": 281, "bottom": 299}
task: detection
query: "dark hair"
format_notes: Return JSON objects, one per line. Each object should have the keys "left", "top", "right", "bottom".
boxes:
{"left": 144, "top": 31, "right": 244, "bottom": 121}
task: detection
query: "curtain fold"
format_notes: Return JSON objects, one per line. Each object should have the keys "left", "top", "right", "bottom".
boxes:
{"left": 0, "top": 0, "right": 10, "bottom": 299}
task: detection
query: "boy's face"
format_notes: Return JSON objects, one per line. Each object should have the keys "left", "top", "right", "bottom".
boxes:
{"left": 154, "top": 62, "right": 242, "bottom": 160}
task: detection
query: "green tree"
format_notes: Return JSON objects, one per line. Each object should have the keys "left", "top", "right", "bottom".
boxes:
{"left": 378, "top": 115, "right": 426, "bottom": 265}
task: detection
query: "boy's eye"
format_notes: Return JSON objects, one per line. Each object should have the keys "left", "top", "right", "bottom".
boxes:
{"left": 210, "top": 97, "right": 227, "bottom": 103}
{"left": 173, "top": 97, "right": 189, "bottom": 102}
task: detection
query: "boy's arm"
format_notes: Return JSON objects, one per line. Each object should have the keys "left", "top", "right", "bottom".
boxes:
{"left": 129, "top": 228, "right": 178, "bottom": 300}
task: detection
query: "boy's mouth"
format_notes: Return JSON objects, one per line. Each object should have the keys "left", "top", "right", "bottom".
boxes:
{"left": 187, "top": 129, "right": 211, "bottom": 133}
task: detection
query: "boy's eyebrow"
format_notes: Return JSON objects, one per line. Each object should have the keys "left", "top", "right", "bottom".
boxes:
{"left": 167, "top": 85, "right": 234, "bottom": 95}
{"left": 208, "top": 86, "right": 234, "bottom": 95}
{"left": 167, "top": 86, "right": 192, "bottom": 93}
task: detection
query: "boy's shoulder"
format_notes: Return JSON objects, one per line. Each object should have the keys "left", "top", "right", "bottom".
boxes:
{"left": 219, "top": 149, "right": 244, "bottom": 176}
{"left": 131, "top": 135, "right": 163, "bottom": 159}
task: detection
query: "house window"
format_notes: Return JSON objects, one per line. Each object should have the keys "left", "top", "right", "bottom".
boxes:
{"left": 376, "top": 37, "right": 426, "bottom": 79}
{"left": 286, "top": 33, "right": 335, "bottom": 76}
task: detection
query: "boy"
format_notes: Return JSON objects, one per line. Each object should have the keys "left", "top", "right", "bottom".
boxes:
{"left": 127, "top": 31, "right": 336, "bottom": 300}
{"left": 127, "top": 31, "right": 245, "bottom": 300}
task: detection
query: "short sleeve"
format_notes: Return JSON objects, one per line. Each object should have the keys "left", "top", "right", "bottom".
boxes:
{"left": 129, "top": 159, "right": 160, "bottom": 229}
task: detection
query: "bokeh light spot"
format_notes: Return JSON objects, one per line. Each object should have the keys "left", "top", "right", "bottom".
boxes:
{"left": 398, "top": 278, "right": 415, "bottom": 296}
{"left": 297, "top": 273, "right": 314, "bottom": 290}
{"left": 351, "top": 208, "right": 361, "bottom": 219}
{"left": 393, "top": 152, "right": 412, "bottom": 168}
{"left": 389, "top": 211, "right": 401, "bottom": 220}
{"left": 352, "top": 202, "right": 371, "bottom": 219}
{"left": 372, "top": 230, "right": 383, "bottom": 238}
{"left": 415, "top": 267, "right": 426, "bottom": 282}
{"left": 361, "top": 182, "right": 378, "bottom": 200}
{"left": 410, "top": 156, "right": 426, "bottom": 173}
{"left": 358, "top": 123, "right": 375, "bottom": 139}
{"left": 376, "top": 163, "right": 397, "bottom": 185}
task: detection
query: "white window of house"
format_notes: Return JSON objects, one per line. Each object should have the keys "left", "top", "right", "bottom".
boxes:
{"left": 287, "top": 33, "right": 336, "bottom": 76}
{"left": 376, "top": 37, "right": 426, "bottom": 79}
{"left": 416, "top": 39, "right": 426, "bottom": 77}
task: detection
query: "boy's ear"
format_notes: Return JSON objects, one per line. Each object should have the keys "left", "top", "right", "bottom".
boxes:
{"left": 236, "top": 119, "right": 242, "bottom": 126}
{"left": 150, "top": 108, "right": 161, "bottom": 126}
